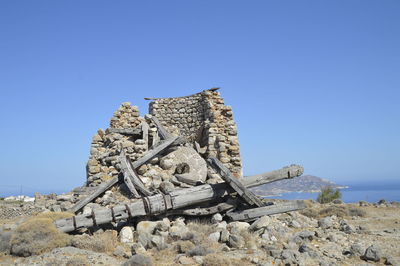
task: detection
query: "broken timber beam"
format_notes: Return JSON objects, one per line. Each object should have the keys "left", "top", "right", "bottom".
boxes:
{"left": 70, "top": 136, "right": 180, "bottom": 213}
{"left": 119, "top": 150, "right": 151, "bottom": 197}
{"left": 226, "top": 200, "right": 306, "bottom": 221}
{"left": 242, "top": 164, "right": 304, "bottom": 188}
{"left": 59, "top": 164, "right": 303, "bottom": 232}
{"left": 208, "top": 157, "right": 264, "bottom": 207}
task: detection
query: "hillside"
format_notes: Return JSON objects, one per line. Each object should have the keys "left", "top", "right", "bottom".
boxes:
{"left": 251, "top": 175, "right": 346, "bottom": 196}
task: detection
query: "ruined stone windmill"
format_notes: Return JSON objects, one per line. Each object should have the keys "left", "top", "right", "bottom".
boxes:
{"left": 55, "top": 88, "right": 304, "bottom": 232}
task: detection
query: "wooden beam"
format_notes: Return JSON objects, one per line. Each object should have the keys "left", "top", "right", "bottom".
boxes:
{"left": 119, "top": 150, "right": 152, "bottom": 197}
{"left": 226, "top": 200, "right": 306, "bottom": 221}
{"left": 70, "top": 177, "right": 120, "bottom": 213}
{"left": 241, "top": 164, "right": 304, "bottom": 188}
{"left": 208, "top": 157, "right": 264, "bottom": 207}
{"left": 150, "top": 116, "right": 172, "bottom": 140}
{"left": 166, "top": 201, "right": 236, "bottom": 216}
{"left": 106, "top": 128, "right": 142, "bottom": 135}
{"left": 70, "top": 136, "right": 179, "bottom": 213}
{"left": 60, "top": 164, "right": 303, "bottom": 231}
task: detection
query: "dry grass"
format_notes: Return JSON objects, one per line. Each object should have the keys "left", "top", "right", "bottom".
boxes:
{"left": 202, "top": 253, "right": 249, "bottom": 266}
{"left": 10, "top": 212, "right": 74, "bottom": 257}
{"left": 71, "top": 230, "right": 118, "bottom": 254}
{"left": 301, "top": 204, "right": 367, "bottom": 219}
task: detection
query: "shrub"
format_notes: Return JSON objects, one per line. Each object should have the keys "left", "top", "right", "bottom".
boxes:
{"left": 317, "top": 186, "right": 342, "bottom": 204}
{"left": 10, "top": 212, "right": 73, "bottom": 256}
{"left": 318, "top": 205, "right": 348, "bottom": 218}
{"left": 71, "top": 230, "right": 118, "bottom": 253}
{"left": 202, "top": 253, "right": 232, "bottom": 266}
{"left": 348, "top": 207, "right": 367, "bottom": 217}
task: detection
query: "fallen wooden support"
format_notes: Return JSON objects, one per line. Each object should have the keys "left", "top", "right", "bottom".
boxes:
{"left": 70, "top": 136, "right": 180, "bottom": 213}
{"left": 119, "top": 150, "right": 152, "bottom": 197}
{"left": 226, "top": 200, "right": 306, "bottom": 221}
{"left": 58, "top": 164, "right": 303, "bottom": 232}
{"left": 106, "top": 128, "right": 142, "bottom": 135}
{"left": 243, "top": 164, "right": 304, "bottom": 188}
{"left": 150, "top": 116, "right": 172, "bottom": 140}
{"left": 208, "top": 157, "right": 264, "bottom": 207}
{"left": 166, "top": 201, "right": 236, "bottom": 216}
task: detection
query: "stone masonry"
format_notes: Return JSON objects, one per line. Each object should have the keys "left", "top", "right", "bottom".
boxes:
{"left": 86, "top": 89, "right": 243, "bottom": 194}
{"left": 149, "top": 89, "right": 243, "bottom": 178}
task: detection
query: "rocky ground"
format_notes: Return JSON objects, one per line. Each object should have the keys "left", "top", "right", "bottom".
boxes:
{"left": 0, "top": 198, "right": 399, "bottom": 266}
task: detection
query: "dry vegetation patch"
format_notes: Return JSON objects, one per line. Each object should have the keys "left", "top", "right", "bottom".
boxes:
{"left": 71, "top": 230, "right": 118, "bottom": 254}
{"left": 10, "top": 212, "right": 74, "bottom": 257}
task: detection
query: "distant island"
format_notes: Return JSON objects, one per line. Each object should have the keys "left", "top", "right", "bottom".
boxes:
{"left": 250, "top": 175, "right": 347, "bottom": 196}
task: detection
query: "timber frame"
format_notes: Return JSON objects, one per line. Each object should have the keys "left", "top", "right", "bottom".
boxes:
{"left": 59, "top": 117, "right": 305, "bottom": 233}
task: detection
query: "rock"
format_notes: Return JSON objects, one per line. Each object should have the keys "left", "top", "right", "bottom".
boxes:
{"left": 228, "top": 221, "right": 250, "bottom": 234}
{"left": 159, "top": 181, "right": 175, "bottom": 193}
{"left": 220, "top": 229, "right": 230, "bottom": 243}
{"left": 340, "top": 220, "right": 355, "bottom": 234}
{"left": 161, "top": 147, "right": 207, "bottom": 183}
{"left": 113, "top": 245, "right": 131, "bottom": 258}
{"left": 123, "top": 254, "right": 153, "bottom": 266}
{"left": 318, "top": 216, "right": 333, "bottom": 229}
{"left": 208, "top": 232, "right": 220, "bottom": 242}
{"left": 385, "top": 255, "right": 399, "bottom": 265}
{"left": 359, "top": 200, "right": 370, "bottom": 207}
{"left": 249, "top": 216, "right": 271, "bottom": 231}
{"left": 289, "top": 220, "right": 301, "bottom": 228}
{"left": 120, "top": 226, "right": 134, "bottom": 243}
{"left": 349, "top": 243, "right": 364, "bottom": 257}
{"left": 363, "top": 245, "right": 381, "bottom": 262}
{"left": 228, "top": 234, "right": 244, "bottom": 249}
{"left": 291, "top": 230, "right": 315, "bottom": 244}
{"left": 151, "top": 235, "right": 167, "bottom": 250}
{"left": 281, "top": 249, "right": 299, "bottom": 265}
{"left": 211, "top": 213, "right": 223, "bottom": 224}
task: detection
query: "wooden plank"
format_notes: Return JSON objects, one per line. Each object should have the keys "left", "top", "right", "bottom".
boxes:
{"left": 131, "top": 136, "right": 178, "bottom": 168}
{"left": 150, "top": 116, "right": 172, "bottom": 140}
{"left": 226, "top": 200, "right": 306, "bottom": 221}
{"left": 242, "top": 164, "right": 304, "bottom": 188}
{"left": 70, "top": 136, "right": 179, "bottom": 213}
{"left": 106, "top": 128, "right": 142, "bottom": 135}
{"left": 208, "top": 157, "right": 264, "bottom": 207}
{"left": 60, "top": 164, "right": 304, "bottom": 231}
{"left": 122, "top": 173, "right": 140, "bottom": 198}
{"left": 119, "top": 150, "right": 152, "bottom": 197}
{"left": 166, "top": 201, "right": 236, "bottom": 216}
{"left": 70, "top": 177, "right": 119, "bottom": 213}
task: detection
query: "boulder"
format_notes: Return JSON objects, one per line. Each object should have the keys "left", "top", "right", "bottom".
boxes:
{"left": 363, "top": 245, "right": 382, "bottom": 262}
{"left": 123, "top": 254, "right": 153, "bottom": 266}
{"left": 120, "top": 226, "right": 134, "bottom": 243}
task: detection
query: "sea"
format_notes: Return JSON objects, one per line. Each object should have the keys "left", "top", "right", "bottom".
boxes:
{"left": 264, "top": 183, "right": 400, "bottom": 203}
{"left": 2, "top": 182, "right": 400, "bottom": 203}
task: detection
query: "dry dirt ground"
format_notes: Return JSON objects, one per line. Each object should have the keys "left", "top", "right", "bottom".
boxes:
{"left": 0, "top": 200, "right": 399, "bottom": 266}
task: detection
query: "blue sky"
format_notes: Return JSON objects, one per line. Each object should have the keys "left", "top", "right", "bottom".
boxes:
{"left": 0, "top": 1, "right": 399, "bottom": 195}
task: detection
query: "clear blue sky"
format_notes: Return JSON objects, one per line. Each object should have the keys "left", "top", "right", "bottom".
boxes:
{"left": 1, "top": 1, "right": 399, "bottom": 195}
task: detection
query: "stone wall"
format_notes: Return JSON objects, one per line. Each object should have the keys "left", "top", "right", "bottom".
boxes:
{"left": 149, "top": 89, "right": 242, "bottom": 177}
{"left": 85, "top": 88, "right": 243, "bottom": 192}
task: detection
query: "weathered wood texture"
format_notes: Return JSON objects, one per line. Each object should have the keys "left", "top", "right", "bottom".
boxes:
{"left": 106, "top": 128, "right": 142, "bottom": 135}
{"left": 166, "top": 201, "right": 236, "bottom": 216}
{"left": 150, "top": 116, "right": 172, "bottom": 140}
{"left": 208, "top": 157, "right": 264, "bottom": 207}
{"left": 242, "top": 164, "right": 304, "bottom": 188}
{"left": 70, "top": 136, "right": 179, "bottom": 213}
{"left": 226, "top": 200, "right": 306, "bottom": 221}
{"left": 119, "top": 150, "right": 152, "bottom": 197}
{"left": 70, "top": 177, "right": 120, "bottom": 213}
{"left": 60, "top": 164, "right": 303, "bottom": 232}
